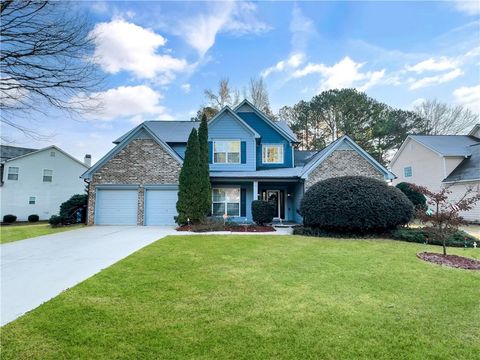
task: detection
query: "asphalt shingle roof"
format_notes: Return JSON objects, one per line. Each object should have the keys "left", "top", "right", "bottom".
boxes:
{"left": 0, "top": 145, "right": 38, "bottom": 163}
{"left": 443, "top": 143, "right": 480, "bottom": 182}
{"left": 294, "top": 150, "right": 318, "bottom": 166}
{"left": 114, "top": 121, "right": 199, "bottom": 144}
{"left": 410, "top": 135, "right": 480, "bottom": 157}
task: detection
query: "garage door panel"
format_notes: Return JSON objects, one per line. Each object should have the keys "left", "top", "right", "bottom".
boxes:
{"left": 145, "top": 189, "right": 178, "bottom": 225}
{"left": 96, "top": 189, "right": 138, "bottom": 225}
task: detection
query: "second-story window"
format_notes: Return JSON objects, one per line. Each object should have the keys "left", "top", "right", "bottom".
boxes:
{"left": 262, "top": 144, "right": 284, "bottom": 164}
{"left": 213, "top": 141, "right": 240, "bottom": 164}
{"left": 43, "top": 169, "right": 53, "bottom": 182}
{"left": 7, "top": 167, "right": 19, "bottom": 180}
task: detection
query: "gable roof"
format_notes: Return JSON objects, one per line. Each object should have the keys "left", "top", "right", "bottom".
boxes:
{"left": 443, "top": 143, "right": 480, "bottom": 183}
{"left": 208, "top": 106, "right": 260, "bottom": 138}
{"left": 1, "top": 145, "right": 38, "bottom": 163}
{"left": 114, "top": 121, "right": 199, "bottom": 144}
{"left": 82, "top": 123, "right": 183, "bottom": 180}
{"left": 301, "top": 135, "right": 395, "bottom": 180}
{"left": 2, "top": 145, "right": 88, "bottom": 168}
{"left": 233, "top": 99, "right": 298, "bottom": 143}
{"left": 409, "top": 135, "right": 479, "bottom": 157}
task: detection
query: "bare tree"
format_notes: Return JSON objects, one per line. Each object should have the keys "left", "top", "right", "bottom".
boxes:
{"left": 0, "top": 0, "right": 101, "bottom": 139}
{"left": 414, "top": 99, "right": 478, "bottom": 135}
{"left": 248, "top": 77, "right": 273, "bottom": 117}
{"left": 204, "top": 78, "right": 238, "bottom": 110}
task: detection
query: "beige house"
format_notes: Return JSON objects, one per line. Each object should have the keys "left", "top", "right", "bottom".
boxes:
{"left": 390, "top": 125, "right": 480, "bottom": 223}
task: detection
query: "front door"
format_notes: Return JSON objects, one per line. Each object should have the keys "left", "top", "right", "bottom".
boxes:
{"left": 266, "top": 190, "right": 281, "bottom": 219}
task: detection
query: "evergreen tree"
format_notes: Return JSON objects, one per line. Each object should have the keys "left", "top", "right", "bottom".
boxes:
{"left": 176, "top": 128, "right": 203, "bottom": 224}
{"left": 198, "top": 114, "right": 212, "bottom": 216}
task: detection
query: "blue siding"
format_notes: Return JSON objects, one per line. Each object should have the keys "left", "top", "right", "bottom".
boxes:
{"left": 168, "top": 143, "right": 187, "bottom": 159}
{"left": 208, "top": 112, "right": 256, "bottom": 171}
{"left": 236, "top": 112, "right": 293, "bottom": 169}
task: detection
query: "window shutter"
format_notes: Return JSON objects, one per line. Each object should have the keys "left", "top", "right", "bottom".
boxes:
{"left": 208, "top": 141, "right": 213, "bottom": 164}
{"left": 240, "top": 188, "right": 247, "bottom": 217}
{"left": 241, "top": 141, "right": 246, "bottom": 164}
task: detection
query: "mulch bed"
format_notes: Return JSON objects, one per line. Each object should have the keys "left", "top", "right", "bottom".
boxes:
{"left": 417, "top": 252, "right": 480, "bottom": 270}
{"left": 176, "top": 225, "right": 275, "bottom": 232}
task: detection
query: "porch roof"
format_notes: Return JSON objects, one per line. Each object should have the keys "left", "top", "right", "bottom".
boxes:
{"left": 210, "top": 167, "right": 303, "bottom": 179}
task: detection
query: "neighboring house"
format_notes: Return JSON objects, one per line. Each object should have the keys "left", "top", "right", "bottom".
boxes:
{"left": 0, "top": 145, "right": 91, "bottom": 221}
{"left": 81, "top": 100, "right": 394, "bottom": 226}
{"left": 390, "top": 124, "right": 480, "bottom": 223}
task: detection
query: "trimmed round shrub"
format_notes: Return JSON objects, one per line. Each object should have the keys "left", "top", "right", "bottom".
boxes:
{"left": 252, "top": 200, "right": 275, "bottom": 226}
{"left": 396, "top": 182, "right": 427, "bottom": 209}
{"left": 48, "top": 215, "right": 63, "bottom": 226}
{"left": 3, "top": 214, "right": 17, "bottom": 223}
{"left": 59, "top": 194, "right": 87, "bottom": 222}
{"left": 299, "top": 176, "right": 414, "bottom": 233}
{"left": 28, "top": 214, "right": 40, "bottom": 223}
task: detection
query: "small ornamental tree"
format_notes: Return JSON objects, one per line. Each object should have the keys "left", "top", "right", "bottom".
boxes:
{"left": 59, "top": 194, "right": 88, "bottom": 221}
{"left": 176, "top": 128, "right": 203, "bottom": 224}
{"left": 396, "top": 182, "right": 427, "bottom": 210}
{"left": 411, "top": 184, "right": 480, "bottom": 255}
{"left": 198, "top": 113, "right": 212, "bottom": 217}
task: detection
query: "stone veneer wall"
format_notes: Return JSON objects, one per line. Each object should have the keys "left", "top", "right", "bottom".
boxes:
{"left": 87, "top": 139, "right": 181, "bottom": 225}
{"left": 305, "top": 149, "right": 384, "bottom": 189}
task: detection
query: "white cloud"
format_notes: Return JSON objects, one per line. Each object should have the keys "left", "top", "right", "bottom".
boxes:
{"left": 410, "top": 98, "right": 426, "bottom": 109}
{"left": 72, "top": 85, "right": 172, "bottom": 121}
{"left": 452, "top": 1, "right": 480, "bottom": 15}
{"left": 181, "top": 83, "right": 191, "bottom": 93}
{"left": 90, "top": 19, "right": 188, "bottom": 82}
{"left": 293, "top": 57, "right": 386, "bottom": 91}
{"left": 453, "top": 85, "right": 480, "bottom": 113}
{"left": 176, "top": 2, "right": 270, "bottom": 56}
{"left": 409, "top": 68, "right": 463, "bottom": 90}
{"left": 405, "top": 57, "right": 458, "bottom": 73}
{"left": 290, "top": 5, "right": 315, "bottom": 52}
{"left": 261, "top": 53, "right": 305, "bottom": 78}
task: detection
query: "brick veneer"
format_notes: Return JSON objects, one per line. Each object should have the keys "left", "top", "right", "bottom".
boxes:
{"left": 87, "top": 139, "right": 181, "bottom": 225}
{"left": 305, "top": 149, "right": 384, "bottom": 189}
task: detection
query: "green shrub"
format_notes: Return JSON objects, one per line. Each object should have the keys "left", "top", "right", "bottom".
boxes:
{"left": 252, "top": 200, "right": 275, "bottom": 226}
{"left": 59, "top": 194, "right": 87, "bottom": 222}
{"left": 3, "top": 214, "right": 17, "bottom": 223}
{"left": 48, "top": 215, "right": 63, "bottom": 227}
{"left": 396, "top": 182, "right": 427, "bottom": 209}
{"left": 293, "top": 226, "right": 386, "bottom": 239}
{"left": 391, "top": 227, "right": 476, "bottom": 247}
{"left": 299, "top": 176, "right": 414, "bottom": 233}
{"left": 28, "top": 214, "right": 40, "bottom": 223}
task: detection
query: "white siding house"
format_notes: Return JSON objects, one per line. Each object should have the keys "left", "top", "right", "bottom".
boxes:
{"left": 390, "top": 127, "right": 480, "bottom": 223}
{"left": 0, "top": 146, "right": 90, "bottom": 221}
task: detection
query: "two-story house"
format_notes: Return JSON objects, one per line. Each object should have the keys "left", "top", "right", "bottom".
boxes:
{"left": 81, "top": 100, "right": 394, "bottom": 226}
{"left": 0, "top": 145, "right": 91, "bottom": 221}
{"left": 390, "top": 124, "right": 480, "bottom": 223}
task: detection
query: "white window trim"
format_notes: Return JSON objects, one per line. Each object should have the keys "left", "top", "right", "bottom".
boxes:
{"left": 7, "top": 166, "right": 19, "bottom": 181}
{"left": 262, "top": 144, "right": 284, "bottom": 164}
{"left": 213, "top": 140, "right": 241, "bottom": 164}
{"left": 404, "top": 166, "right": 412, "bottom": 178}
{"left": 212, "top": 187, "right": 241, "bottom": 217}
{"left": 43, "top": 169, "right": 53, "bottom": 182}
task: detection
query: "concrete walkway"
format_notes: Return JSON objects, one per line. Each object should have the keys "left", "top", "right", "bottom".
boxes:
{"left": 1, "top": 226, "right": 176, "bottom": 326}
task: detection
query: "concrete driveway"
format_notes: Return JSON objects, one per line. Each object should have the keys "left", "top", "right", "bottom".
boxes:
{"left": 1, "top": 226, "right": 176, "bottom": 326}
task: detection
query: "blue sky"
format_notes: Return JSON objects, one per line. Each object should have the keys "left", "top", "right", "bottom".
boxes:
{"left": 3, "top": 0, "right": 479, "bottom": 161}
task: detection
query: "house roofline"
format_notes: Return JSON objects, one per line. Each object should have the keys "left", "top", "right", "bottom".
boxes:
{"left": 208, "top": 106, "right": 261, "bottom": 138}
{"left": 302, "top": 135, "right": 395, "bottom": 180}
{"left": 4, "top": 145, "right": 89, "bottom": 169}
{"left": 233, "top": 99, "right": 299, "bottom": 143}
{"left": 81, "top": 124, "right": 183, "bottom": 180}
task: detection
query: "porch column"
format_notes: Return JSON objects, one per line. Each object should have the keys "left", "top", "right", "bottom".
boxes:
{"left": 253, "top": 181, "right": 258, "bottom": 201}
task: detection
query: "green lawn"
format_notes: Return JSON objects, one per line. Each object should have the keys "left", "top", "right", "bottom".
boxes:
{"left": 2, "top": 236, "right": 479, "bottom": 359}
{"left": 0, "top": 223, "right": 84, "bottom": 244}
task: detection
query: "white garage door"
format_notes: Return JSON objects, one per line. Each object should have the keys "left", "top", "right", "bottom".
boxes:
{"left": 144, "top": 189, "right": 178, "bottom": 225}
{"left": 95, "top": 189, "right": 138, "bottom": 225}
